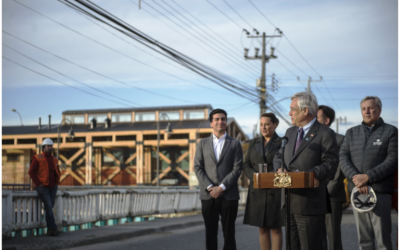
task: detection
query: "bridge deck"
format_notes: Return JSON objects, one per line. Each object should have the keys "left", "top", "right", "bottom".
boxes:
{"left": 3, "top": 210, "right": 398, "bottom": 250}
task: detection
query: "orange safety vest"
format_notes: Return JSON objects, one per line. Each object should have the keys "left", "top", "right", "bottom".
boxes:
{"left": 34, "top": 152, "right": 61, "bottom": 186}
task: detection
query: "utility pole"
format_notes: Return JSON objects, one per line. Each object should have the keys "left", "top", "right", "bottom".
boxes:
{"left": 336, "top": 116, "right": 347, "bottom": 134}
{"left": 297, "top": 76, "right": 323, "bottom": 92}
{"left": 244, "top": 29, "right": 281, "bottom": 117}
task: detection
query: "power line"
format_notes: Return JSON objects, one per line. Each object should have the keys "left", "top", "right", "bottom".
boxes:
{"left": 283, "top": 36, "right": 321, "bottom": 78}
{"left": 222, "top": 0, "right": 254, "bottom": 29}
{"left": 213, "top": 0, "right": 313, "bottom": 115}
{"left": 275, "top": 48, "right": 310, "bottom": 77}
{"left": 11, "top": 0, "right": 229, "bottom": 104}
{"left": 147, "top": 0, "right": 256, "bottom": 80}
{"left": 247, "top": 0, "right": 277, "bottom": 28}
{"left": 141, "top": 0, "right": 258, "bottom": 80}
{"left": 62, "top": 1, "right": 239, "bottom": 94}
{"left": 3, "top": 30, "right": 227, "bottom": 104}
{"left": 159, "top": 0, "right": 262, "bottom": 83}
{"left": 150, "top": 0, "right": 258, "bottom": 89}
{"left": 205, "top": 0, "right": 243, "bottom": 30}
{"left": 246, "top": 0, "right": 345, "bottom": 116}
{"left": 3, "top": 43, "right": 142, "bottom": 107}
{"left": 170, "top": 0, "right": 261, "bottom": 71}
{"left": 3, "top": 56, "right": 134, "bottom": 107}
{"left": 228, "top": 101, "right": 256, "bottom": 113}
{"left": 321, "top": 75, "right": 398, "bottom": 78}
{"left": 58, "top": 0, "right": 259, "bottom": 102}
{"left": 64, "top": 0, "right": 257, "bottom": 99}
{"left": 66, "top": 7, "right": 237, "bottom": 96}
{"left": 331, "top": 97, "right": 398, "bottom": 101}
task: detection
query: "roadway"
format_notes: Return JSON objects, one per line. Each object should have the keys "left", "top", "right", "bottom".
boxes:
{"left": 65, "top": 212, "right": 398, "bottom": 250}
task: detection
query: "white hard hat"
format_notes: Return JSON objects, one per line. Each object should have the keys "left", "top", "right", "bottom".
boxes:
{"left": 42, "top": 138, "right": 54, "bottom": 146}
{"left": 351, "top": 186, "right": 377, "bottom": 213}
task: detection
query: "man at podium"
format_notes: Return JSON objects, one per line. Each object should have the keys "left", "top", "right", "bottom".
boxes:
{"left": 273, "top": 92, "right": 339, "bottom": 250}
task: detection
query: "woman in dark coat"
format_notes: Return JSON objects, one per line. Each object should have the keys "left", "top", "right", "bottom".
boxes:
{"left": 243, "top": 113, "right": 283, "bottom": 250}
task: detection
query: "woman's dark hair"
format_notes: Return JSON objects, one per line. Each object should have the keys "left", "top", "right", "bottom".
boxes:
{"left": 260, "top": 113, "right": 279, "bottom": 127}
{"left": 209, "top": 109, "right": 227, "bottom": 122}
{"left": 318, "top": 105, "right": 335, "bottom": 127}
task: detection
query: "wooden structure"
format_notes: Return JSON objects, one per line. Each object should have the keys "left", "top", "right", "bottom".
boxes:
{"left": 2, "top": 105, "right": 247, "bottom": 187}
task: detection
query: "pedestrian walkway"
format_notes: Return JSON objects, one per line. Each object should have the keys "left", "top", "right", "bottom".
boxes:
{"left": 2, "top": 211, "right": 397, "bottom": 250}
{"left": 3, "top": 211, "right": 234, "bottom": 250}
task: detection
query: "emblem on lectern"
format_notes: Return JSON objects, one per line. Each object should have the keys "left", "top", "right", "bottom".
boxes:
{"left": 273, "top": 173, "right": 292, "bottom": 187}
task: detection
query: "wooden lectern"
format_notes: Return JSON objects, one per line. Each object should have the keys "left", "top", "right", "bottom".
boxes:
{"left": 253, "top": 172, "right": 319, "bottom": 250}
{"left": 253, "top": 172, "right": 319, "bottom": 189}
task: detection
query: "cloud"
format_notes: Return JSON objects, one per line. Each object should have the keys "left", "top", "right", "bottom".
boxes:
{"left": 2, "top": 0, "right": 398, "bottom": 138}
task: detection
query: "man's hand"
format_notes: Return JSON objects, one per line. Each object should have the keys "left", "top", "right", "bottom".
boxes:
{"left": 277, "top": 168, "right": 288, "bottom": 173}
{"left": 210, "top": 186, "right": 224, "bottom": 198}
{"left": 32, "top": 183, "right": 43, "bottom": 190}
{"left": 353, "top": 174, "right": 369, "bottom": 188}
{"left": 358, "top": 186, "right": 369, "bottom": 194}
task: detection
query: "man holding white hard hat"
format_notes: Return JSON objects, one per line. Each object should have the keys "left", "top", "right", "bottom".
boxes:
{"left": 340, "top": 96, "right": 397, "bottom": 250}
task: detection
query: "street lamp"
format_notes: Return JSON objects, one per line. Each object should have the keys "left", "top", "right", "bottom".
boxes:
{"left": 57, "top": 118, "right": 75, "bottom": 169}
{"left": 11, "top": 109, "right": 23, "bottom": 126}
{"left": 156, "top": 112, "right": 173, "bottom": 188}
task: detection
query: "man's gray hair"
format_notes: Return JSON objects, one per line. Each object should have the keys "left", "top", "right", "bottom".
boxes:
{"left": 360, "top": 96, "right": 382, "bottom": 110}
{"left": 291, "top": 92, "right": 319, "bottom": 117}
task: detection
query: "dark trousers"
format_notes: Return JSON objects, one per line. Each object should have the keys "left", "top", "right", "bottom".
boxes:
{"left": 36, "top": 185, "right": 58, "bottom": 230}
{"left": 290, "top": 213, "right": 325, "bottom": 250}
{"left": 392, "top": 192, "right": 399, "bottom": 250}
{"left": 201, "top": 198, "right": 238, "bottom": 250}
{"left": 322, "top": 201, "right": 344, "bottom": 250}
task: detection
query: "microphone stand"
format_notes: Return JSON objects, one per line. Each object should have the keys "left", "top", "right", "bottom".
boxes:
{"left": 281, "top": 144, "right": 291, "bottom": 250}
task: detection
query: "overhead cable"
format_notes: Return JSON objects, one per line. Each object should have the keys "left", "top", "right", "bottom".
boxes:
{"left": 150, "top": 0, "right": 258, "bottom": 88}
{"left": 12, "top": 0, "right": 230, "bottom": 103}
{"left": 223, "top": 0, "right": 254, "bottom": 29}
{"left": 205, "top": 0, "right": 243, "bottom": 30}
{"left": 58, "top": 0, "right": 259, "bottom": 102}
{"left": 158, "top": 0, "right": 261, "bottom": 83}
{"left": 3, "top": 56, "right": 134, "bottom": 107}
{"left": 247, "top": 0, "right": 345, "bottom": 115}
{"left": 3, "top": 43, "right": 142, "bottom": 107}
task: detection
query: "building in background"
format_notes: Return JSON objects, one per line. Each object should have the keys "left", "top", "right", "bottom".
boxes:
{"left": 2, "top": 104, "right": 248, "bottom": 187}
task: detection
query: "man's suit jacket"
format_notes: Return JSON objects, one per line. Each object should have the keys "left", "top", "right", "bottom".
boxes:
{"left": 273, "top": 120, "right": 339, "bottom": 215}
{"left": 326, "top": 133, "right": 347, "bottom": 203}
{"left": 194, "top": 134, "right": 243, "bottom": 200}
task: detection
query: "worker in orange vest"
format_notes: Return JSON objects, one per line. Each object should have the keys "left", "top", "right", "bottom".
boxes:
{"left": 28, "top": 138, "right": 63, "bottom": 236}
{"left": 392, "top": 169, "right": 399, "bottom": 250}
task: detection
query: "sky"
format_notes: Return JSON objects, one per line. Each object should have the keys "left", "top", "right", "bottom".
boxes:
{"left": 2, "top": 0, "right": 398, "bottom": 139}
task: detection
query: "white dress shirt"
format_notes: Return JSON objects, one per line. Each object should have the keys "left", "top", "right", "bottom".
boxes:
{"left": 278, "top": 118, "right": 317, "bottom": 172}
{"left": 207, "top": 132, "right": 227, "bottom": 191}
{"left": 213, "top": 132, "right": 227, "bottom": 161}
{"left": 297, "top": 117, "right": 316, "bottom": 140}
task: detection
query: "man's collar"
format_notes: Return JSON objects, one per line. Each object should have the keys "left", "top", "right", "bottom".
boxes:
{"left": 362, "top": 117, "right": 384, "bottom": 130}
{"left": 365, "top": 124, "right": 374, "bottom": 130}
{"left": 213, "top": 132, "right": 227, "bottom": 140}
{"left": 299, "top": 117, "right": 316, "bottom": 130}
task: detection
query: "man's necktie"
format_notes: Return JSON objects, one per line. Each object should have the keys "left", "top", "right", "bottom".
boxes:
{"left": 295, "top": 128, "right": 304, "bottom": 153}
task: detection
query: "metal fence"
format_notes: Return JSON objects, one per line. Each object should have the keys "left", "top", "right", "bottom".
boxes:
{"left": 2, "top": 188, "right": 248, "bottom": 238}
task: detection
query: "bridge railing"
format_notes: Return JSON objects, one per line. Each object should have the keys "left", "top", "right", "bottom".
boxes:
{"left": 2, "top": 188, "right": 248, "bottom": 238}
